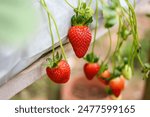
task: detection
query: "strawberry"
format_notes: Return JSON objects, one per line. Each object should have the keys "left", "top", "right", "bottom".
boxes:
{"left": 109, "top": 76, "right": 125, "bottom": 97}
{"left": 98, "top": 70, "right": 111, "bottom": 85}
{"left": 84, "top": 63, "right": 100, "bottom": 80}
{"left": 46, "top": 60, "right": 70, "bottom": 84}
{"left": 84, "top": 53, "right": 99, "bottom": 80}
{"left": 45, "top": 52, "right": 70, "bottom": 84}
{"left": 68, "top": 26, "right": 92, "bottom": 58}
{"left": 41, "top": 0, "right": 70, "bottom": 84}
{"left": 68, "top": 2, "right": 94, "bottom": 58}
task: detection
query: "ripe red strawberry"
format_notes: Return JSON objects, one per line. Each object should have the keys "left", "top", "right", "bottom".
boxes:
{"left": 109, "top": 76, "right": 125, "bottom": 97}
{"left": 84, "top": 63, "right": 100, "bottom": 80}
{"left": 68, "top": 26, "right": 92, "bottom": 58}
{"left": 46, "top": 60, "right": 70, "bottom": 84}
{"left": 98, "top": 70, "right": 111, "bottom": 85}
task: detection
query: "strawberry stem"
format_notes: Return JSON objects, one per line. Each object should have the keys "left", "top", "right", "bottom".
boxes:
{"left": 49, "top": 16, "right": 55, "bottom": 61}
{"left": 50, "top": 12, "right": 67, "bottom": 60}
{"left": 91, "top": 0, "right": 98, "bottom": 54}
{"left": 125, "top": 0, "right": 145, "bottom": 71}
{"left": 40, "top": 0, "right": 55, "bottom": 60}
{"left": 103, "top": 29, "right": 112, "bottom": 64}
{"left": 64, "top": 0, "right": 75, "bottom": 9}
{"left": 40, "top": 0, "right": 67, "bottom": 60}
{"left": 88, "top": 0, "right": 93, "bottom": 6}
{"left": 64, "top": 0, "right": 83, "bottom": 15}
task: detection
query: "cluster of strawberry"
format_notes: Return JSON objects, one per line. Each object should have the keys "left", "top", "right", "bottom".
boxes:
{"left": 41, "top": 0, "right": 150, "bottom": 98}
{"left": 45, "top": 1, "right": 125, "bottom": 98}
{"left": 84, "top": 63, "right": 126, "bottom": 97}
{"left": 46, "top": 2, "right": 93, "bottom": 84}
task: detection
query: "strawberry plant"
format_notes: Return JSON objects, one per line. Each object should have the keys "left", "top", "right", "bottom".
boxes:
{"left": 97, "top": 0, "right": 150, "bottom": 97}
{"left": 39, "top": 0, "right": 150, "bottom": 98}
{"left": 65, "top": 0, "right": 94, "bottom": 58}
{"left": 83, "top": 0, "right": 100, "bottom": 80}
{"left": 40, "top": 0, "right": 70, "bottom": 84}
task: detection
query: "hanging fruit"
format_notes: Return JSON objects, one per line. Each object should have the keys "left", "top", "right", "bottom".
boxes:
{"left": 40, "top": 0, "right": 70, "bottom": 84}
{"left": 65, "top": 0, "right": 94, "bottom": 58}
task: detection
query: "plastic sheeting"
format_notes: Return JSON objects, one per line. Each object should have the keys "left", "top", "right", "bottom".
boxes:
{"left": 0, "top": 0, "right": 78, "bottom": 86}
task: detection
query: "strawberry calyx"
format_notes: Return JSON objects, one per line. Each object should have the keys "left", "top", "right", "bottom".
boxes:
{"left": 71, "top": 2, "right": 94, "bottom": 26}
{"left": 98, "top": 63, "right": 108, "bottom": 75}
{"left": 142, "top": 63, "right": 150, "bottom": 79}
{"left": 84, "top": 52, "right": 99, "bottom": 63}
{"left": 105, "top": 86, "right": 112, "bottom": 95}
{"left": 46, "top": 52, "right": 62, "bottom": 68}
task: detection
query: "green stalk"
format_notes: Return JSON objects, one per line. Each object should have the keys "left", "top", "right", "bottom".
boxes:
{"left": 125, "top": 0, "right": 145, "bottom": 69}
{"left": 49, "top": 17, "right": 55, "bottom": 60}
{"left": 41, "top": 0, "right": 67, "bottom": 60}
{"left": 41, "top": 0, "right": 55, "bottom": 60}
{"left": 64, "top": 0, "right": 75, "bottom": 9}
{"left": 50, "top": 14, "right": 67, "bottom": 60}
{"left": 64, "top": 0, "right": 83, "bottom": 15}
{"left": 78, "top": 0, "right": 82, "bottom": 16}
{"left": 88, "top": 0, "right": 93, "bottom": 6}
{"left": 137, "top": 53, "right": 144, "bottom": 68}
{"left": 103, "top": 29, "right": 112, "bottom": 64}
{"left": 111, "top": 15, "right": 122, "bottom": 71}
{"left": 91, "top": 0, "right": 99, "bottom": 53}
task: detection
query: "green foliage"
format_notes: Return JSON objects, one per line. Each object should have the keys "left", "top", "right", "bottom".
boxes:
{"left": 101, "top": 0, "right": 118, "bottom": 28}
{"left": 46, "top": 52, "right": 62, "bottom": 68}
{"left": 120, "top": 25, "right": 131, "bottom": 40}
{"left": 98, "top": 63, "right": 108, "bottom": 75}
{"left": 84, "top": 52, "right": 99, "bottom": 63}
{"left": 142, "top": 63, "right": 150, "bottom": 79}
{"left": 71, "top": 2, "right": 94, "bottom": 26}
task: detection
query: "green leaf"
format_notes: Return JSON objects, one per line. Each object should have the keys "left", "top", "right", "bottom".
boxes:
{"left": 71, "top": 2, "right": 94, "bottom": 26}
